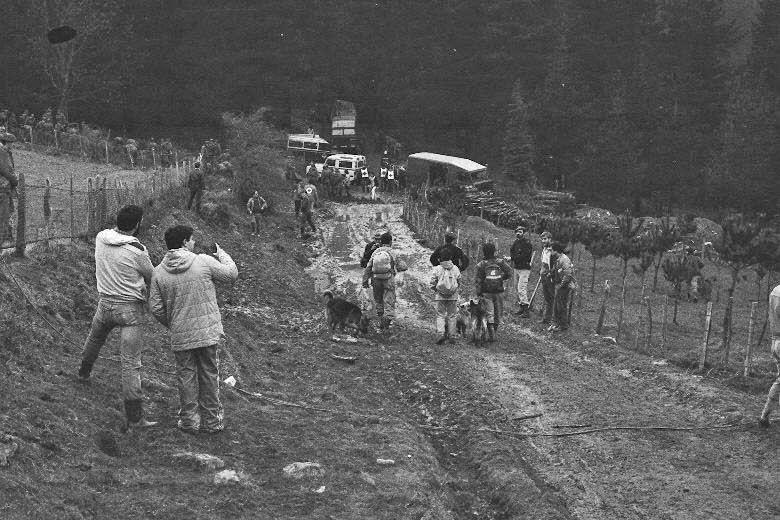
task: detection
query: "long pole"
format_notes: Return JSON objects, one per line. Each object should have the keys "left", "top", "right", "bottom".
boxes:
{"left": 699, "top": 301, "right": 713, "bottom": 370}
{"left": 744, "top": 301, "right": 758, "bottom": 377}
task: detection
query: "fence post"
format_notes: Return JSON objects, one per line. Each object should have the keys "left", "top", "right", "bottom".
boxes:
{"left": 644, "top": 296, "right": 652, "bottom": 352}
{"left": 43, "top": 178, "right": 51, "bottom": 245}
{"left": 14, "top": 168, "right": 25, "bottom": 257}
{"left": 70, "top": 175, "right": 75, "bottom": 243}
{"left": 105, "top": 140, "right": 109, "bottom": 164}
{"left": 634, "top": 284, "right": 647, "bottom": 350}
{"left": 744, "top": 301, "right": 758, "bottom": 377}
{"left": 87, "top": 178, "right": 95, "bottom": 236}
{"left": 595, "top": 280, "right": 610, "bottom": 334}
{"left": 661, "top": 295, "right": 669, "bottom": 353}
{"left": 700, "top": 301, "right": 713, "bottom": 370}
{"left": 721, "top": 296, "right": 735, "bottom": 366}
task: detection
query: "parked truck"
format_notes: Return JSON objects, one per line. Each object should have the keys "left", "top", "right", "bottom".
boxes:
{"left": 331, "top": 99, "right": 359, "bottom": 153}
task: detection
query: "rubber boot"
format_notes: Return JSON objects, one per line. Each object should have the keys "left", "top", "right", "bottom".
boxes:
{"left": 77, "top": 360, "right": 93, "bottom": 383}
{"left": 487, "top": 324, "right": 495, "bottom": 342}
{"left": 124, "top": 399, "right": 158, "bottom": 431}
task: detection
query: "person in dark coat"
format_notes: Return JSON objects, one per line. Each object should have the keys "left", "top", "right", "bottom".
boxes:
{"left": 509, "top": 224, "right": 534, "bottom": 318}
{"left": 430, "top": 232, "right": 469, "bottom": 271}
{"left": 361, "top": 231, "right": 383, "bottom": 268}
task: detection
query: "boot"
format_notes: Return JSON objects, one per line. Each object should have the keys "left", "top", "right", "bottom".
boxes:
{"left": 519, "top": 304, "right": 530, "bottom": 318}
{"left": 77, "top": 360, "right": 93, "bottom": 383}
{"left": 487, "top": 324, "right": 495, "bottom": 342}
{"left": 124, "top": 399, "right": 158, "bottom": 431}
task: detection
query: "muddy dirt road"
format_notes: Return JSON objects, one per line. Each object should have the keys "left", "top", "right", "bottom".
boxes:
{"left": 310, "top": 203, "right": 779, "bottom": 519}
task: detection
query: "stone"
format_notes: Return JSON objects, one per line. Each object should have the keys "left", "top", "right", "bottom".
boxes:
{"left": 213, "top": 469, "right": 241, "bottom": 485}
{"left": 173, "top": 451, "right": 226, "bottom": 471}
{"left": 282, "top": 461, "right": 323, "bottom": 479}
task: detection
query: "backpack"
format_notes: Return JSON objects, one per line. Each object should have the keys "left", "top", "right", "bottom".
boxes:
{"left": 482, "top": 261, "right": 505, "bottom": 293}
{"left": 371, "top": 249, "right": 394, "bottom": 276}
{"left": 435, "top": 268, "right": 459, "bottom": 298}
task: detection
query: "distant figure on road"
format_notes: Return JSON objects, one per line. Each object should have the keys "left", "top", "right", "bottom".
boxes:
{"left": 0, "top": 131, "right": 19, "bottom": 245}
{"left": 759, "top": 283, "right": 780, "bottom": 428}
{"left": 474, "top": 242, "right": 512, "bottom": 342}
{"left": 430, "top": 232, "right": 469, "bottom": 272}
{"left": 362, "top": 232, "right": 408, "bottom": 330}
{"left": 510, "top": 224, "right": 534, "bottom": 318}
{"left": 187, "top": 161, "right": 205, "bottom": 212}
{"left": 294, "top": 181, "right": 317, "bottom": 238}
{"left": 149, "top": 225, "right": 238, "bottom": 434}
{"left": 77, "top": 205, "right": 157, "bottom": 431}
{"left": 246, "top": 190, "right": 268, "bottom": 236}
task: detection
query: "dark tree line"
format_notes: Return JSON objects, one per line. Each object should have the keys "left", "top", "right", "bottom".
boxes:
{"left": 1, "top": 0, "right": 777, "bottom": 214}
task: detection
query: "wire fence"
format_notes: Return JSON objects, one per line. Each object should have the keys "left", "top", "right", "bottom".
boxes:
{"left": 2, "top": 161, "right": 194, "bottom": 252}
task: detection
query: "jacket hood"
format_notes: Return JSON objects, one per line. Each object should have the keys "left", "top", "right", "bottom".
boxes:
{"left": 161, "top": 248, "right": 197, "bottom": 274}
{"left": 440, "top": 260, "right": 454, "bottom": 269}
{"left": 96, "top": 228, "right": 141, "bottom": 247}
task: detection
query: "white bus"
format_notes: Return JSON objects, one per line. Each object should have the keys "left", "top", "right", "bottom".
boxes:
{"left": 287, "top": 134, "right": 330, "bottom": 170}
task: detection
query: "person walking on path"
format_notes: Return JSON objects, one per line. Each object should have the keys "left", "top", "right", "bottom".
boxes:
{"left": 246, "top": 190, "right": 268, "bottom": 236}
{"left": 430, "top": 232, "right": 470, "bottom": 272}
{"left": 430, "top": 249, "right": 461, "bottom": 344}
{"left": 510, "top": 224, "right": 535, "bottom": 318}
{"left": 474, "top": 242, "right": 512, "bottom": 342}
{"left": 186, "top": 161, "right": 205, "bottom": 212}
{"left": 0, "top": 131, "right": 18, "bottom": 245}
{"left": 539, "top": 231, "right": 555, "bottom": 324}
{"left": 360, "top": 230, "right": 383, "bottom": 268}
{"left": 149, "top": 225, "right": 238, "bottom": 434}
{"left": 759, "top": 283, "right": 780, "bottom": 427}
{"left": 294, "top": 181, "right": 317, "bottom": 238}
{"left": 77, "top": 205, "right": 157, "bottom": 431}
{"left": 549, "top": 242, "right": 576, "bottom": 332}
{"left": 362, "top": 232, "right": 408, "bottom": 330}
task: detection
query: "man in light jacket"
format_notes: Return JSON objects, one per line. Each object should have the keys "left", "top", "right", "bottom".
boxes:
{"left": 362, "top": 231, "right": 407, "bottom": 330}
{"left": 759, "top": 283, "right": 780, "bottom": 427}
{"left": 77, "top": 205, "right": 157, "bottom": 430}
{"left": 149, "top": 225, "right": 238, "bottom": 434}
{"left": 430, "top": 249, "right": 461, "bottom": 345}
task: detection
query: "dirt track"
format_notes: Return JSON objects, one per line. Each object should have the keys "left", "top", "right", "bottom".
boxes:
{"left": 311, "top": 202, "right": 780, "bottom": 519}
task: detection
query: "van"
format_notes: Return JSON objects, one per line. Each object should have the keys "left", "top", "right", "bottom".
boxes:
{"left": 324, "top": 153, "right": 368, "bottom": 184}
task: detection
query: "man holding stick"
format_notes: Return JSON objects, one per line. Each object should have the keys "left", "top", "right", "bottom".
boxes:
{"left": 509, "top": 224, "right": 534, "bottom": 318}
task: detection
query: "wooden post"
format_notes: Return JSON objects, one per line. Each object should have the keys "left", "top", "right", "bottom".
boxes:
{"left": 595, "top": 280, "right": 611, "bottom": 335}
{"left": 661, "top": 295, "right": 669, "bottom": 353}
{"left": 87, "top": 178, "right": 95, "bottom": 236}
{"left": 457, "top": 229, "right": 460, "bottom": 246}
{"left": 644, "top": 296, "right": 653, "bottom": 352}
{"left": 43, "top": 178, "right": 51, "bottom": 245}
{"left": 105, "top": 140, "right": 109, "bottom": 164}
{"left": 13, "top": 168, "right": 25, "bottom": 257}
{"left": 700, "top": 301, "right": 713, "bottom": 370}
{"left": 721, "top": 296, "right": 735, "bottom": 366}
{"left": 617, "top": 277, "right": 627, "bottom": 339}
{"left": 69, "top": 176, "right": 75, "bottom": 243}
{"left": 634, "top": 284, "right": 647, "bottom": 350}
{"left": 744, "top": 301, "right": 758, "bottom": 377}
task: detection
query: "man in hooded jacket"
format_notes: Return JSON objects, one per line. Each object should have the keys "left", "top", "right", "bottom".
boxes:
{"left": 430, "top": 249, "right": 461, "bottom": 344}
{"left": 77, "top": 205, "right": 157, "bottom": 430}
{"left": 149, "top": 225, "right": 238, "bottom": 434}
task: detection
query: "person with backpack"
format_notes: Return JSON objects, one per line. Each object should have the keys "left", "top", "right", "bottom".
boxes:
{"left": 362, "top": 232, "right": 408, "bottom": 330}
{"left": 549, "top": 242, "right": 576, "bottom": 332}
{"left": 474, "top": 242, "right": 512, "bottom": 342}
{"left": 294, "top": 181, "right": 317, "bottom": 238}
{"left": 510, "top": 224, "right": 535, "bottom": 318}
{"left": 186, "top": 161, "right": 205, "bottom": 212}
{"left": 430, "top": 249, "right": 461, "bottom": 344}
{"left": 430, "top": 231, "right": 470, "bottom": 271}
{"left": 246, "top": 190, "right": 268, "bottom": 236}
{"left": 360, "top": 230, "right": 383, "bottom": 268}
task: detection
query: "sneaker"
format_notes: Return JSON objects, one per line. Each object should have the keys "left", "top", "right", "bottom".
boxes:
{"left": 547, "top": 324, "right": 557, "bottom": 332}
{"left": 758, "top": 417, "right": 771, "bottom": 428}
{"left": 200, "top": 425, "right": 225, "bottom": 435}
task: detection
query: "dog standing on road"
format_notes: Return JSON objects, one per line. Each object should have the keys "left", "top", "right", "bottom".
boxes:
{"left": 323, "top": 291, "right": 369, "bottom": 335}
{"left": 468, "top": 297, "right": 489, "bottom": 346}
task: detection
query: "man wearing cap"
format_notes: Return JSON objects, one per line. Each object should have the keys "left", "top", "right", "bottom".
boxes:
{"left": 539, "top": 231, "right": 555, "bottom": 324}
{"left": 0, "top": 131, "right": 18, "bottom": 245}
{"left": 430, "top": 232, "right": 470, "bottom": 271}
{"left": 510, "top": 224, "right": 534, "bottom": 318}
{"left": 361, "top": 231, "right": 383, "bottom": 268}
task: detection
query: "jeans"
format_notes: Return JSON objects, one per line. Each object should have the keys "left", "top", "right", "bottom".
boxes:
{"left": 761, "top": 339, "right": 780, "bottom": 420}
{"left": 187, "top": 189, "right": 203, "bottom": 212}
{"left": 372, "top": 277, "right": 396, "bottom": 319}
{"left": 554, "top": 284, "right": 572, "bottom": 329}
{"left": 299, "top": 210, "right": 316, "bottom": 234}
{"left": 435, "top": 300, "right": 458, "bottom": 335}
{"left": 80, "top": 299, "right": 145, "bottom": 400}
{"left": 174, "top": 345, "right": 223, "bottom": 431}
{"left": 482, "top": 292, "right": 504, "bottom": 326}
{"left": 515, "top": 269, "right": 531, "bottom": 305}
{"left": 0, "top": 192, "right": 12, "bottom": 244}
{"left": 541, "top": 278, "right": 555, "bottom": 322}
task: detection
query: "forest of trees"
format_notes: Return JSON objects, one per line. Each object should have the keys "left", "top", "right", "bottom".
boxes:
{"left": 1, "top": 0, "right": 778, "bottom": 215}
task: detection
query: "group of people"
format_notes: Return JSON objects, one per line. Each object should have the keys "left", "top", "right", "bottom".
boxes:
{"left": 77, "top": 205, "right": 238, "bottom": 434}
{"left": 357, "top": 223, "right": 577, "bottom": 343}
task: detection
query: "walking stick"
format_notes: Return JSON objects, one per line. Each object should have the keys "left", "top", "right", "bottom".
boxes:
{"left": 528, "top": 276, "right": 542, "bottom": 308}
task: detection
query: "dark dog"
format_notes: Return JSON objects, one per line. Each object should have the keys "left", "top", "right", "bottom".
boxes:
{"left": 323, "top": 291, "right": 369, "bottom": 335}
{"left": 468, "top": 297, "right": 488, "bottom": 346}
